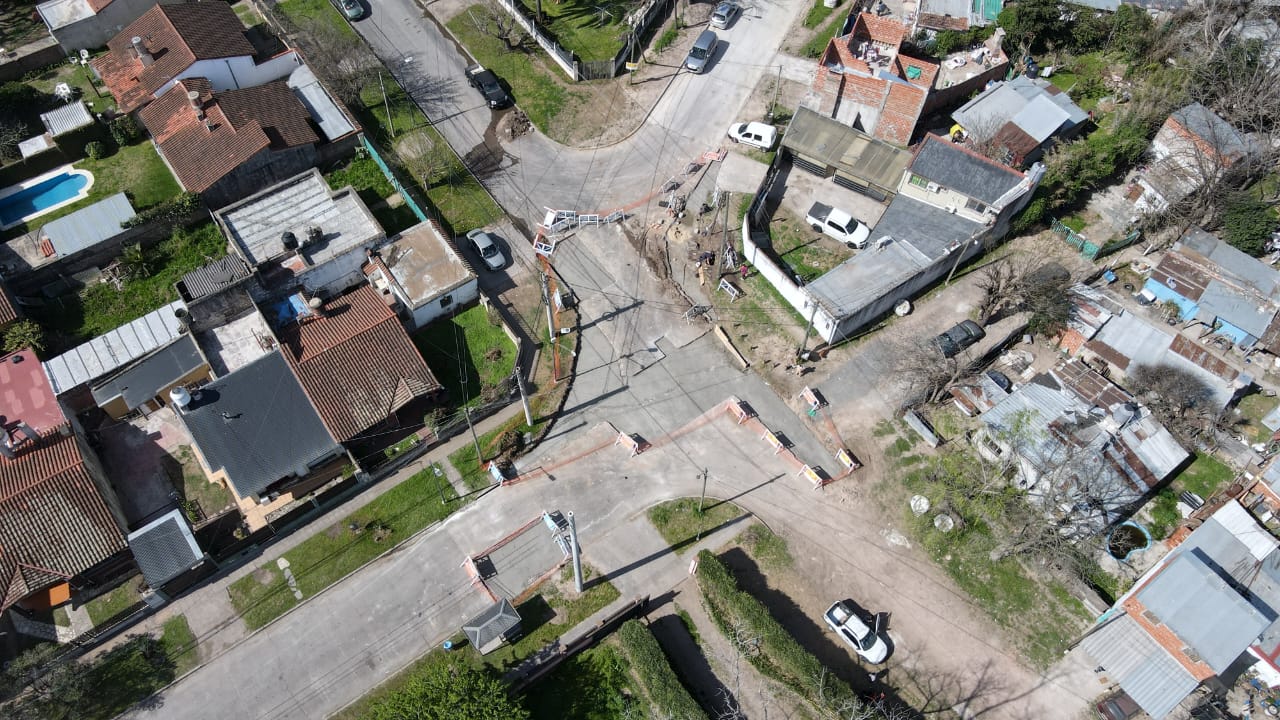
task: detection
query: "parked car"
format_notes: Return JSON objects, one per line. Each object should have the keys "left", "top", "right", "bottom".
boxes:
{"left": 685, "top": 30, "right": 718, "bottom": 73}
{"left": 466, "top": 229, "right": 506, "bottom": 271}
{"left": 933, "top": 320, "right": 986, "bottom": 358}
{"left": 727, "top": 121, "right": 777, "bottom": 150}
{"left": 806, "top": 202, "right": 871, "bottom": 248}
{"left": 709, "top": 1, "right": 740, "bottom": 29}
{"left": 1095, "top": 691, "right": 1141, "bottom": 720}
{"left": 333, "top": 0, "right": 363, "bottom": 20}
{"left": 823, "top": 601, "right": 888, "bottom": 664}
{"left": 464, "top": 64, "right": 512, "bottom": 109}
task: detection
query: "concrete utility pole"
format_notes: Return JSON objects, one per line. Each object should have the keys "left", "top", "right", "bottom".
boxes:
{"left": 797, "top": 302, "right": 818, "bottom": 359}
{"left": 568, "top": 511, "right": 583, "bottom": 593}
{"left": 514, "top": 363, "right": 534, "bottom": 426}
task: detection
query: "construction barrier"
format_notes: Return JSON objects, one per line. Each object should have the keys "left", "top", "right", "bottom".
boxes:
{"left": 762, "top": 429, "right": 786, "bottom": 455}
{"left": 615, "top": 432, "right": 644, "bottom": 457}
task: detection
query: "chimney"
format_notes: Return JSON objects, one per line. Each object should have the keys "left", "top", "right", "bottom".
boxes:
{"left": 132, "top": 37, "right": 153, "bottom": 67}
{"left": 187, "top": 89, "right": 203, "bottom": 119}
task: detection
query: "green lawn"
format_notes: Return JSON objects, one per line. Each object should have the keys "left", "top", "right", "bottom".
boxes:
{"left": 28, "top": 222, "right": 227, "bottom": 353}
{"left": 1174, "top": 453, "right": 1235, "bottom": 498}
{"left": 448, "top": 7, "right": 585, "bottom": 134}
{"left": 802, "top": 8, "right": 848, "bottom": 58}
{"left": 737, "top": 521, "right": 793, "bottom": 570}
{"left": 516, "top": 0, "right": 627, "bottom": 62}
{"left": 228, "top": 464, "right": 464, "bottom": 629}
{"left": 449, "top": 430, "right": 505, "bottom": 493}
{"left": 481, "top": 565, "right": 620, "bottom": 672}
{"left": 414, "top": 304, "right": 518, "bottom": 409}
{"left": 1232, "top": 392, "right": 1279, "bottom": 445}
{"left": 2, "top": 140, "right": 180, "bottom": 240}
{"left": 160, "top": 615, "right": 200, "bottom": 676}
{"left": 803, "top": 0, "right": 842, "bottom": 29}
{"left": 169, "top": 445, "right": 234, "bottom": 521}
{"left": 646, "top": 498, "right": 750, "bottom": 554}
{"left": 83, "top": 582, "right": 140, "bottom": 626}
{"left": 770, "top": 214, "right": 852, "bottom": 281}
{"left": 22, "top": 61, "right": 115, "bottom": 115}
{"left": 275, "top": 0, "right": 357, "bottom": 36}
{"left": 523, "top": 643, "right": 640, "bottom": 719}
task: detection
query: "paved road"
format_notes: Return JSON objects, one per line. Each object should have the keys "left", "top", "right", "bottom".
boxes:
{"left": 358, "top": 0, "right": 804, "bottom": 225}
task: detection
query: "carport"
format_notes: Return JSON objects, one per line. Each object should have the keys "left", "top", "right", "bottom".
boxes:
{"left": 782, "top": 107, "right": 911, "bottom": 202}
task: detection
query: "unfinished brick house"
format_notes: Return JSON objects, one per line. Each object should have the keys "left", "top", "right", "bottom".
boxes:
{"left": 803, "top": 13, "right": 936, "bottom": 146}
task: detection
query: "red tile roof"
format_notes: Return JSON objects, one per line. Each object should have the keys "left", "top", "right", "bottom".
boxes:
{"left": 139, "top": 79, "right": 319, "bottom": 194}
{"left": 852, "top": 12, "right": 906, "bottom": 47}
{"left": 878, "top": 82, "right": 927, "bottom": 146}
{"left": 0, "top": 349, "right": 65, "bottom": 435}
{"left": 278, "top": 286, "right": 442, "bottom": 442}
{"left": 917, "top": 12, "right": 968, "bottom": 31}
{"left": 0, "top": 431, "right": 127, "bottom": 610}
{"left": 91, "top": 2, "right": 255, "bottom": 113}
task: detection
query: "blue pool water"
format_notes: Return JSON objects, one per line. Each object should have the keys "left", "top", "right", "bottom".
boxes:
{"left": 0, "top": 172, "right": 90, "bottom": 226}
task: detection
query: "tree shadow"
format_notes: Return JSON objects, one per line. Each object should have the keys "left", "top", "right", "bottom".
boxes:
{"left": 649, "top": 613, "right": 742, "bottom": 717}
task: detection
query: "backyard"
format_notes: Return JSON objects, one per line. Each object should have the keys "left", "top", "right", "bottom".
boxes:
{"left": 27, "top": 222, "right": 226, "bottom": 353}
{"left": 515, "top": 0, "right": 630, "bottom": 62}
{"left": 769, "top": 210, "right": 854, "bottom": 282}
{"left": 227, "top": 464, "right": 465, "bottom": 629}
{"left": 413, "top": 304, "right": 519, "bottom": 410}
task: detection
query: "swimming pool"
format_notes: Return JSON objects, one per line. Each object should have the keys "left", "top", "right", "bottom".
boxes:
{"left": 0, "top": 167, "right": 94, "bottom": 230}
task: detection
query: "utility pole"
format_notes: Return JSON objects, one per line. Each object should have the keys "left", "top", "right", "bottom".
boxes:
{"left": 432, "top": 463, "right": 447, "bottom": 504}
{"left": 769, "top": 64, "right": 781, "bottom": 120}
{"left": 514, "top": 364, "right": 533, "bottom": 425}
{"left": 796, "top": 302, "right": 818, "bottom": 360}
{"left": 946, "top": 233, "right": 979, "bottom": 285}
{"left": 701, "top": 466, "right": 711, "bottom": 538}
{"left": 568, "top": 511, "right": 583, "bottom": 593}
{"left": 380, "top": 72, "right": 394, "bottom": 137}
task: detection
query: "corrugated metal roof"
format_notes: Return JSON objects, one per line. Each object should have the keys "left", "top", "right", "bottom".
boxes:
{"left": 1197, "top": 279, "right": 1274, "bottom": 339}
{"left": 1080, "top": 614, "right": 1198, "bottom": 719}
{"left": 127, "top": 508, "right": 202, "bottom": 588}
{"left": 782, "top": 106, "right": 911, "bottom": 194}
{"left": 1087, "top": 311, "right": 1236, "bottom": 408}
{"left": 1138, "top": 552, "right": 1270, "bottom": 673}
{"left": 1179, "top": 228, "right": 1280, "bottom": 299}
{"left": 41, "top": 193, "right": 135, "bottom": 258}
{"left": 1012, "top": 95, "right": 1069, "bottom": 143}
{"left": 43, "top": 300, "right": 186, "bottom": 394}
{"left": 40, "top": 102, "right": 94, "bottom": 137}
{"left": 177, "top": 256, "right": 252, "bottom": 302}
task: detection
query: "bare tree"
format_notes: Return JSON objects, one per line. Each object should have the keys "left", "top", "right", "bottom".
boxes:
{"left": 890, "top": 335, "right": 975, "bottom": 409}
{"left": 0, "top": 121, "right": 26, "bottom": 163}
{"left": 1126, "top": 364, "right": 1221, "bottom": 447}
{"left": 975, "top": 260, "right": 1018, "bottom": 326}
{"left": 286, "top": 15, "right": 384, "bottom": 104}
{"left": 467, "top": 3, "right": 527, "bottom": 52}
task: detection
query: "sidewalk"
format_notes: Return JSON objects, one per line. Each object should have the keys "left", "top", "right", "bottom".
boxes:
{"left": 86, "top": 403, "right": 528, "bottom": 664}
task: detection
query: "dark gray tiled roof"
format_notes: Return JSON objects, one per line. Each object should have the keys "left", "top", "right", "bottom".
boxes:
{"left": 463, "top": 598, "right": 521, "bottom": 651}
{"left": 177, "top": 351, "right": 341, "bottom": 500}
{"left": 90, "top": 335, "right": 206, "bottom": 412}
{"left": 127, "top": 509, "right": 203, "bottom": 588}
{"left": 910, "top": 135, "right": 1023, "bottom": 205}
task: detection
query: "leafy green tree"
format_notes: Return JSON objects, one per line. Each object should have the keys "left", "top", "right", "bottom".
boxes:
{"left": 367, "top": 655, "right": 527, "bottom": 720}
{"left": 2, "top": 643, "right": 90, "bottom": 720}
{"left": 1222, "top": 194, "right": 1276, "bottom": 256}
{"left": 4, "top": 319, "right": 46, "bottom": 355}
{"left": 997, "top": 0, "right": 1066, "bottom": 53}
{"left": 109, "top": 115, "right": 142, "bottom": 146}
{"left": 1108, "top": 4, "right": 1154, "bottom": 58}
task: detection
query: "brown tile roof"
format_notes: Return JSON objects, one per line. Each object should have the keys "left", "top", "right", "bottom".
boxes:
{"left": 0, "top": 431, "right": 127, "bottom": 610}
{"left": 91, "top": 2, "right": 254, "bottom": 113}
{"left": 877, "top": 82, "right": 927, "bottom": 146}
{"left": 917, "top": 12, "right": 969, "bottom": 31}
{"left": 852, "top": 12, "right": 907, "bottom": 47}
{"left": 139, "top": 79, "right": 319, "bottom": 194}
{"left": 278, "top": 286, "right": 442, "bottom": 442}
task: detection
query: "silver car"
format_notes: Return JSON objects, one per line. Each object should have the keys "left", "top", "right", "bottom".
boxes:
{"left": 709, "top": 1, "right": 739, "bottom": 29}
{"left": 685, "top": 30, "right": 718, "bottom": 73}
{"left": 466, "top": 229, "right": 506, "bottom": 271}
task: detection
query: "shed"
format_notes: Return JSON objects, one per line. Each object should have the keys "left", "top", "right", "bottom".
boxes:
{"left": 127, "top": 508, "right": 204, "bottom": 589}
{"left": 782, "top": 106, "right": 911, "bottom": 200}
{"left": 43, "top": 300, "right": 186, "bottom": 396}
{"left": 40, "top": 102, "right": 94, "bottom": 137}
{"left": 462, "top": 598, "right": 522, "bottom": 654}
{"left": 90, "top": 334, "right": 210, "bottom": 419}
{"left": 40, "top": 193, "right": 136, "bottom": 260}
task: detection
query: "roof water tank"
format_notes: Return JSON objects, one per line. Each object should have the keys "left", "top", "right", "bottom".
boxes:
{"left": 170, "top": 386, "right": 192, "bottom": 410}
{"left": 282, "top": 231, "right": 299, "bottom": 250}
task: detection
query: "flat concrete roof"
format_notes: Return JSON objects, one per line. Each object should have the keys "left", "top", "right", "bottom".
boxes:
{"left": 381, "top": 223, "right": 474, "bottom": 307}
{"left": 216, "top": 169, "right": 382, "bottom": 272}
{"left": 37, "top": 0, "right": 95, "bottom": 30}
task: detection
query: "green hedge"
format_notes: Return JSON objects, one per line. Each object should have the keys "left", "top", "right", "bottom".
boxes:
{"left": 695, "top": 550, "right": 861, "bottom": 714}
{"left": 617, "top": 620, "right": 706, "bottom": 720}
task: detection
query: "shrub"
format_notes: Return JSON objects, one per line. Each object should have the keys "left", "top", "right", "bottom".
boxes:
{"left": 618, "top": 620, "right": 706, "bottom": 720}
{"left": 1222, "top": 194, "right": 1276, "bottom": 257}
{"left": 4, "top": 320, "right": 46, "bottom": 355}
{"left": 85, "top": 140, "right": 108, "bottom": 160}
{"left": 109, "top": 115, "right": 142, "bottom": 146}
{"left": 654, "top": 24, "right": 678, "bottom": 53}
{"left": 695, "top": 550, "right": 863, "bottom": 713}
{"left": 121, "top": 192, "right": 202, "bottom": 228}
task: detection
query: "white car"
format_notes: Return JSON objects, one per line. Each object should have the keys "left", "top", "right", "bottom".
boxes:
{"left": 727, "top": 121, "right": 778, "bottom": 151}
{"left": 465, "top": 229, "right": 506, "bottom": 271}
{"left": 709, "top": 1, "right": 740, "bottom": 28}
{"left": 824, "top": 601, "right": 888, "bottom": 664}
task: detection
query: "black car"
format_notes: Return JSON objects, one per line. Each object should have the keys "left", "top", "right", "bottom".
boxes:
{"left": 465, "top": 64, "right": 511, "bottom": 109}
{"left": 933, "top": 320, "right": 986, "bottom": 358}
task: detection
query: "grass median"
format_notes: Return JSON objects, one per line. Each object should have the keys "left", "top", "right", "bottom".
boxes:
{"left": 228, "top": 465, "right": 465, "bottom": 629}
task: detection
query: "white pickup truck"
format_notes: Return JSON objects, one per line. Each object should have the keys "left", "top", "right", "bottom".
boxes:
{"left": 824, "top": 601, "right": 889, "bottom": 664}
{"left": 807, "top": 202, "right": 871, "bottom": 248}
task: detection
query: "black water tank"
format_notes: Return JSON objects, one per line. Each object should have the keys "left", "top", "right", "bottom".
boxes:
{"left": 282, "top": 231, "right": 298, "bottom": 250}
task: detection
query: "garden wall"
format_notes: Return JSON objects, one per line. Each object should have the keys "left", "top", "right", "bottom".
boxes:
{"left": 0, "top": 38, "right": 64, "bottom": 83}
